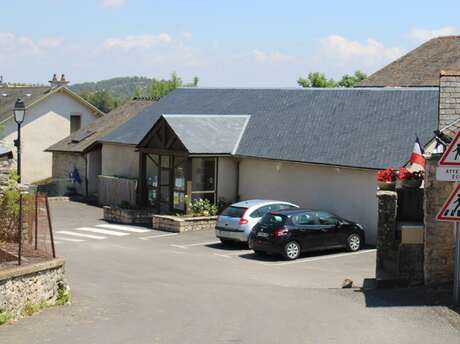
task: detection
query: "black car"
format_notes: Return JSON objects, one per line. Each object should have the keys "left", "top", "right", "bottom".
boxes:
{"left": 248, "top": 208, "right": 365, "bottom": 260}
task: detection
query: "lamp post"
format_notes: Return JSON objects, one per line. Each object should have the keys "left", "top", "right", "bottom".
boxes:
{"left": 13, "top": 98, "right": 25, "bottom": 182}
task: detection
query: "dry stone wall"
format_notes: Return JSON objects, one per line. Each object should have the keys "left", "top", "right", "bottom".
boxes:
{"left": 424, "top": 154, "right": 456, "bottom": 285}
{"left": 0, "top": 259, "right": 66, "bottom": 316}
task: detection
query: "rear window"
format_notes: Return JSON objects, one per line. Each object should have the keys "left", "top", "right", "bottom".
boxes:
{"left": 260, "top": 213, "right": 287, "bottom": 226}
{"left": 221, "top": 206, "right": 247, "bottom": 218}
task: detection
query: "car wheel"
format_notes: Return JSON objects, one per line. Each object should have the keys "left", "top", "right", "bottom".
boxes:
{"left": 283, "top": 241, "right": 301, "bottom": 260}
{"left": 346, "top": 233, "right": 362, "bottom": 252}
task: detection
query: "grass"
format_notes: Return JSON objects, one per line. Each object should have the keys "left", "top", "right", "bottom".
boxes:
{"left": 0, "top": 311, "right": 14, "bottom": 325}
{"left": 55, "top": 286, "right": 72, "bottom": 306}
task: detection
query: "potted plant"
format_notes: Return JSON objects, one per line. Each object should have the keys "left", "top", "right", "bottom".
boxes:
{"left": 398, "top": 167, "right": 424, "bottom": 189}
{"left": 376, "top": 168, "right": 397, "bottom": 190}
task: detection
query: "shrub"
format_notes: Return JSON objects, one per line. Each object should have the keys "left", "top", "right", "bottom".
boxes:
{"left": 187, "top": 197, "right": 218, "bottom": 217}
{"left": 55, "top": 286, "right": 72, "bottom": 306}
{"left": 0, "top": 311, "right": 13, "bottom": 325}
{"left": 398, "top": 168, "right": 424, "bottom": 180}
{"left": 0, "top": 171, "right": 21, "bottom": 242}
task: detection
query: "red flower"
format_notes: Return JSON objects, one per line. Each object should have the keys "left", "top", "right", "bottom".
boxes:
{"left": 376, "top": 168, "right": 397, "bottom": 182}
{"left": 398, "top": 167, "right": 424, "bottom": 180}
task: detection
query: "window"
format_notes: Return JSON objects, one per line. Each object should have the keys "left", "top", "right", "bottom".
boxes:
{"left": 292, "top": 212, "right": 318, "bottom": 225}
{"left": 260, "top": 213, "right": 287, "bottom": 226}
{"left": 221, "top": 206, "right": 247, "bottom": 218}
{"left": 70, "top": 114, "right": 81, "bottom": 133}
{"left": 315, "top": 211, "right": 340, "bottom": 225}
{"left": 250, "top": 203, "right": 293, "bottom": 218}
{"left": 191, "top": 157, "right": 216, "bottom": 203}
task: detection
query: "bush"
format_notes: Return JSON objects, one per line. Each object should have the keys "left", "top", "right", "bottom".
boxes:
{"left": 185, "top": 196, "right": 218, "bottom": 216}
{"left": 0, "top": 171, "right": 20, "bottom": 242}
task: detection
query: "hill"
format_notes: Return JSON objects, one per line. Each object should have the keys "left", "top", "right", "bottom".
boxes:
{"left": 70, "top": 76, "right": 153, "bottom": 100}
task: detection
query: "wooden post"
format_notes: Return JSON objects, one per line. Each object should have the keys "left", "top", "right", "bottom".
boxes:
{"left": 34, "top": 193, "right": 38, "bottom": 250}
{"left": 17, "top": 194, "right": 23, "bottom": 265}
{"left": 185, "top": 157, "right": 193, "bottom": 215}
{"left": 45, "top": 196, "right": 56, "bottom": 258}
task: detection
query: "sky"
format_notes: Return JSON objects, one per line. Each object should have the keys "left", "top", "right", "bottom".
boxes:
{"left": 2, "top": 0, "right": 460, "bottom": 87}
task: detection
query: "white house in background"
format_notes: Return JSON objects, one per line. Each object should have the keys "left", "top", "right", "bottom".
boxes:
{"left": 0, "top": 74, "right": 104, "bottom": 183}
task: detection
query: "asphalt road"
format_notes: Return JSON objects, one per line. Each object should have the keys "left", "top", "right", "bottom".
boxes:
{"left": 0, "top": 201, "right": 459, "bottom": 344}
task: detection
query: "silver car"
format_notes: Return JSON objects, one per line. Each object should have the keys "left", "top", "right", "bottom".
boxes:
{"left": 215, "top": 199, "right": 299, "bottom": 243}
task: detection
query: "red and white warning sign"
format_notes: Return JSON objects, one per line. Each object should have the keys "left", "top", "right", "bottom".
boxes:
{"left": 439, "top": 131, "right": 460, "bottom": 166}
{"left": 437, "top": 184, "right": 460, "bottom": 222}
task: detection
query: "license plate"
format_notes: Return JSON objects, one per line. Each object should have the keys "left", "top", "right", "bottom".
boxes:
{"left": 257, "top": 232, "right": 269, "bottom": 238}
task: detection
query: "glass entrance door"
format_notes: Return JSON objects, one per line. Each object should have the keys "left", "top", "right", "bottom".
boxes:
{"left": 159, "top": 155, "right": 171, "bottom": 213}
{"left": 144, "top": 154, "right": 187, "bottom": 213}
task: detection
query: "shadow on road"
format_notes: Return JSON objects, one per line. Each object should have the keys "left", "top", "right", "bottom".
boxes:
{"left": 358, "top": 280, "right": 460, "bottom": 316}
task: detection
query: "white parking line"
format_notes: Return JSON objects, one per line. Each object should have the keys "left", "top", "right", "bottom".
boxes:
{"left": 76, "top": 227, "right": 130, "bottom": 237}
{"left": 170, "top": 240, "right": 221, "bottom": 249}
{"left": 57, "top": 230, "right": 107, "bottom": 240}
{"left": 139, "top": 233, "right": 178, "bottom": 240}
{"left": 262, "top": 249, "right": 376, "bottom": 266}
{"left": 54, "top": 236, "right": 85, "bottom": 243}
{"left": 96, "top": 224, "right": 151, "bottom": 233}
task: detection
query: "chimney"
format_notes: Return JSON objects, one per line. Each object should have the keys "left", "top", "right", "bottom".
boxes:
{"left": 439, "top": 70, "right": 460, "bottom": 129}
{"left": 49, "top": 73, "right": 69, "bottom": 88}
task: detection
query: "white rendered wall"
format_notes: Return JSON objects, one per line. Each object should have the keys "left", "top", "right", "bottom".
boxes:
{"left": 238, "top": 158, "right": 378, "bottom": 244}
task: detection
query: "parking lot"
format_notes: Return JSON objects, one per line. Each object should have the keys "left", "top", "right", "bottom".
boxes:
{"left": 0, "top": 201, "right": 459, "bottom": 344}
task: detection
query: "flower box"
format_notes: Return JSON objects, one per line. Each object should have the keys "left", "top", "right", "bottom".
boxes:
{"left": 103, "top": 206, "right": 158, "bottom": 225}
{"left": 152, "top": 215, "right": 217, "bottom": 233}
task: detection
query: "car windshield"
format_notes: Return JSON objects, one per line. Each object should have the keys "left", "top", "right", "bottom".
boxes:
{"left": 260, "top": 213, "right": 287, "bottom": 226}
{"left": 220, "top": 206, "right": 247, "bottom": 218}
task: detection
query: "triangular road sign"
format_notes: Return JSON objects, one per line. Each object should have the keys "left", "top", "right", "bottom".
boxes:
{"left": 439, "top": 131, "right": 460, "bottom": 166}
{"left": 437, "top": 184, "right": 460, "bottom": 222}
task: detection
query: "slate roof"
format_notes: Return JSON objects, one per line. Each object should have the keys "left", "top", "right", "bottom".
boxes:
{"left": 101, "top": 87, "right": 439, "bottom": 170}
{"left": 0, "top": 86, "right": 51, "bottom": 123}
{"left": 358, "top": 36, "right": 460, "bottom": 87}
{"left": 47, "top": 99, "right": 154, "bottom": 153}
{"left": 161, "top": 114, "right": 250, "bottom": 154}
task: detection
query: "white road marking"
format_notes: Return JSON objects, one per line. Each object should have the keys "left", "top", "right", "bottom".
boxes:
{"left": 75, "top": 227, "right": 130, "bottom": 237}
{"left": 54, "top": 236, "right": 85, "bottom": 243}
{"left": 56, "top": 230, "right": 106, "bottom": 240}
{"left": 213, "top": 253, "right": 233, "bottom": 259}
{"left": 96, "top": 224, "right": 150, "bottom": 233}
{"left": 262, "top": 249, "right": 376, "bottom": 266}
{"left": 170, "top": 240, "right": 221, "bottom": 249}
{"left": 139, "top": 233, "right": 178, "bottom": 240}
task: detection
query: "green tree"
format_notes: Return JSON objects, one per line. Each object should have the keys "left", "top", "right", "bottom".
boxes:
{"left": 337, "top": 70, "right": 368, "bottom": 88}
{"left": 297, "top": 70, "right": 367, "bottom": 88}
{"left": 297, "top": 72, "right": 336, "bottom": 88}
{"left": 80, "top": 90, "right": 118, "bottom": 113}
{"left": 149, "top": 73, "right": 199, "bottom": 98}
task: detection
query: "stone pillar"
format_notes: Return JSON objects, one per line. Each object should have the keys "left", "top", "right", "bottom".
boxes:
{"left": 376, "top": 190, "right": 399, "bottom": 282}
{"left": 439, "top": 70, "right": 460, "bottom": 129}
{"left": 424, "top": 153, "right": 456, "bottom": 285}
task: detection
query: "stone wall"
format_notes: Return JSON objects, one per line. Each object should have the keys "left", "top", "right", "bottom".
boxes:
{"left": 376, "top": 190, "right": 399, "bottom": 282}
{"left": 424, "top": 154, "right": 456, "bottom": 286}
{"left": 439, "top": 70, "right": 460, "bottom": 129}
{"left": 50, "top": 152, "right": 86, "bottom": 196}
{"left": 0, "top": 258, "right": 66, "bottom": 316}
{"left": 152, "top": 215, "right": 217, "bottom": 233}
{"left": 103, "top": 206, "right": 157, "bottom": 225}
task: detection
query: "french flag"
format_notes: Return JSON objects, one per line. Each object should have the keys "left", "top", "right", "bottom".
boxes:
{"left": 408, "top": 136, "right": 425, "bottom": 171}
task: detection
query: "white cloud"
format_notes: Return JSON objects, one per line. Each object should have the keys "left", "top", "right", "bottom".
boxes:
{"left": 315, "top": 35, "right": 404, "bottom": 73}
{"left": 101, "top": 33, "right": 173, "bottom": 51}
{"left": 410, "top": 26, "right": 457, "bottom": 43}
{"left": 252, "top": 49, "right": 296, "bottom": 64}
{"left": 0, "top": 32, "right": 63, "bottom": 59}
{"left": 181, "top": 32, "right": 193, "bottom": 40}
{"left": 100, "top": 0, "right": 126, "bottom": 9}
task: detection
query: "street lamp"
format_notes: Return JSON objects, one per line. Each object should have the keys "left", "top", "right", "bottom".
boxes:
{"left": 13, "top": 98, "right": 25, "bottom": 182}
